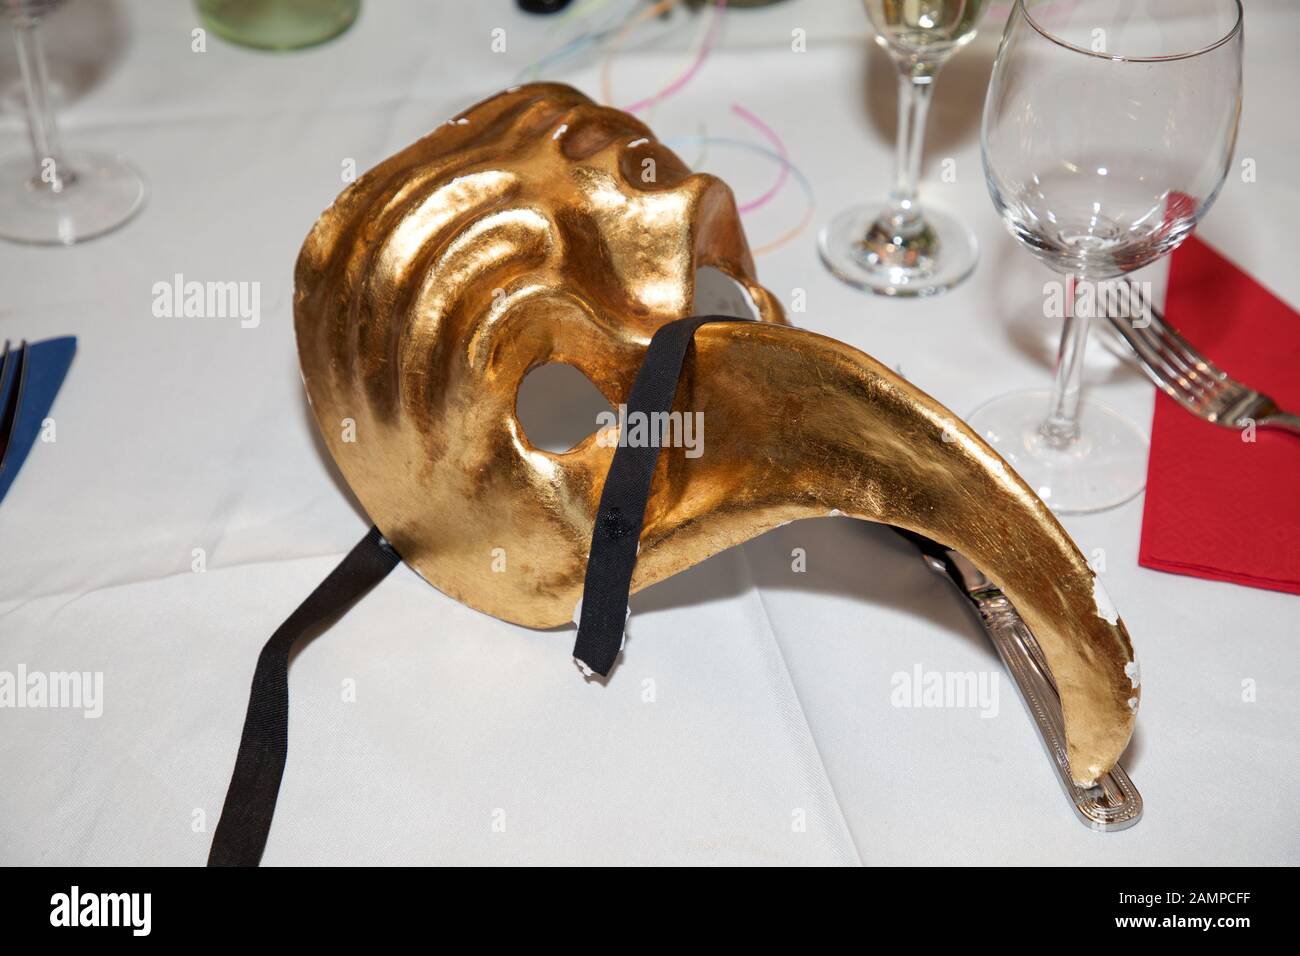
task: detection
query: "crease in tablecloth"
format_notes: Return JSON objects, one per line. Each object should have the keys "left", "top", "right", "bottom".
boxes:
{"left": 736, "top": 539, "right": 864, "bottom": 865}
{"left": 0, "top": 537, "right": 377, "bottom": 616}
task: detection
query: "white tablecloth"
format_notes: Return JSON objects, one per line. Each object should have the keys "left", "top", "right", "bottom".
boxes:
{"left": 1, "top": 0, "right": 1296, "bottom": 866}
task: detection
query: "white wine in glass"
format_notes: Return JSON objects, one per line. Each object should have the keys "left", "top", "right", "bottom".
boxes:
{"left": 865, "top": 0, "right": 984, "bottom": 61}
{"left": 820, "top": 0, "right": 985, "bottom": 297}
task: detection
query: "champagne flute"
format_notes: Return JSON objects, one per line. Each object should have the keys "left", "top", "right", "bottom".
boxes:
{"left": 820, "top": 0, "right": 985, "bottom": 297}
{"left": 970, "top": 0, "right": 1243, "bottom": 513}
{"left": 0, "top": 0, "right": 146, "bottom": 245}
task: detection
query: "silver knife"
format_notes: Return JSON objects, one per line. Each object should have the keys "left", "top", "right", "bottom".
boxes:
{"left": 894, "top": 528, "right": 1143, "bottom": 832}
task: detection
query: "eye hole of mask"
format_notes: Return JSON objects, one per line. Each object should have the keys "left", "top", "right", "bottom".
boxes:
{"left": 515, "top": 362, "right": 615, "bottom": 454}
{"left": 693, "top": 265, "right": 760, "bottom": 319}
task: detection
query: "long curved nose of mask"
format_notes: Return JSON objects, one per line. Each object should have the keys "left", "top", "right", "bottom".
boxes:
{"left": 623, "top": 321, "right": 1138, "bottom": 787}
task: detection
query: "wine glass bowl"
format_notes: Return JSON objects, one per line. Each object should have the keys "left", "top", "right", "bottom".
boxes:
{"left": 969, "top": 0, "right": 1244, "bottom": 513}
{"left": 868, "top": 0, "right": 983, "bottom": 67}
{"left": 983, "top": 0, "right": 1243, "bottom": 281}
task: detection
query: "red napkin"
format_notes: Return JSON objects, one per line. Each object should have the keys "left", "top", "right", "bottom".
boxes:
{"left": 1139, "top": 236, "right": 1300, "bottom": 595}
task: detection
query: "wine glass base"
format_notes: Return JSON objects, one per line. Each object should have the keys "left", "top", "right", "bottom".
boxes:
{"left": 819, "top": 201, "right": 978, "bottom": 298}
{"left": 966, "top": 388, "right": 1148, "bottom": 515}
{"left": 0, "top": 151, "right": 147, "bottom": 245}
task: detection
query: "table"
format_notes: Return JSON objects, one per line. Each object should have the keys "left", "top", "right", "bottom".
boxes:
{"left": 1, "top": 0, "right": 1296, "bottom": 865}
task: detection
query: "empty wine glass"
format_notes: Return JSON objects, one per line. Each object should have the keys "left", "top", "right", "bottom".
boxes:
{"left": 969, "top": 0, "right": 1243, "bottom": 513}
{"left": 0, "top": 0, "right": 146, "bottom": 244}
{"left": 820, "top": 0, "right": 985, "bottom": 297}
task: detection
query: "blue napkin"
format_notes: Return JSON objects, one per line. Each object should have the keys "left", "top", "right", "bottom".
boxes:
{"left": 0, "top": 336, "right": 76, "bottom": 506}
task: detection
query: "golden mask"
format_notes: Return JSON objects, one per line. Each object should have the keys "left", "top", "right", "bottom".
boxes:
{"left": 294, "top": 82, "right": 1137, "bottom": 787}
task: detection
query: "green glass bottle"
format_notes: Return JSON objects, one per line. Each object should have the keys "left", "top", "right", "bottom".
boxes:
{"left": 196, "top": 0, "right": 360, "bottom": 51}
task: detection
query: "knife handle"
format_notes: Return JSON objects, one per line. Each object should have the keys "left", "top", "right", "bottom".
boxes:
{"left": 970, "top": 588, "right": 1142, "bottom": 831}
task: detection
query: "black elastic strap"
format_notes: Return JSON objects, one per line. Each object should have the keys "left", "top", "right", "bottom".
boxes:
{"left": 208, "top": 526, "right": 401, "bottom": 866}
{"left": 573, "top": 315, "right": 752, "bottom": 677}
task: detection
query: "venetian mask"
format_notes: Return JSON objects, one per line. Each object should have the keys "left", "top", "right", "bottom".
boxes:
{"left": 293, "top": 82, "right": 1137, "bottom": 788}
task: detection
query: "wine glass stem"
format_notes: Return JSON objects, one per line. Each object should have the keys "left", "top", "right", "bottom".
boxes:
{"left": 880, "top": 71, "right": 933, "bottom": 235}
{"left": 1041, "top": 274, "right": 1089, "bottom": 448}
{"left": 11, "top": 17, "right": 66, "bottom": 192}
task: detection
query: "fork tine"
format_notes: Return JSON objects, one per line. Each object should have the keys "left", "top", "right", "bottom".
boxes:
{"left": 1122, "top": 282, "right": 1227, "bottom": 402}
{"left": 1109, "top": 284, "right": 1211, "bottom": 406}
{"left": 1105, "top": 307, "right": 1200, "bottom": 409}
{"left": 1103, "top": 288, "right": 1223, "bottom": 414}
{"left": 1131, "top": 321, "right": 1216, "bottom": 401}
{"left": 1127, "top": 281, "right": 1229, "bottom": 385}
{"left": 1119, "top": 283, "right": 1203, "bottom": 384}
{"left": 0, "top": 339, "right": 20, "bottom": 467}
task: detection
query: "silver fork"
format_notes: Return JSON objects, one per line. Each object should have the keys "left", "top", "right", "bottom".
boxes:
{"left": 0, "top": 339, "right": 29, "bottom": 470}
{"left": 1103, "top": 282, "right": 1300, "bottom": 436}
